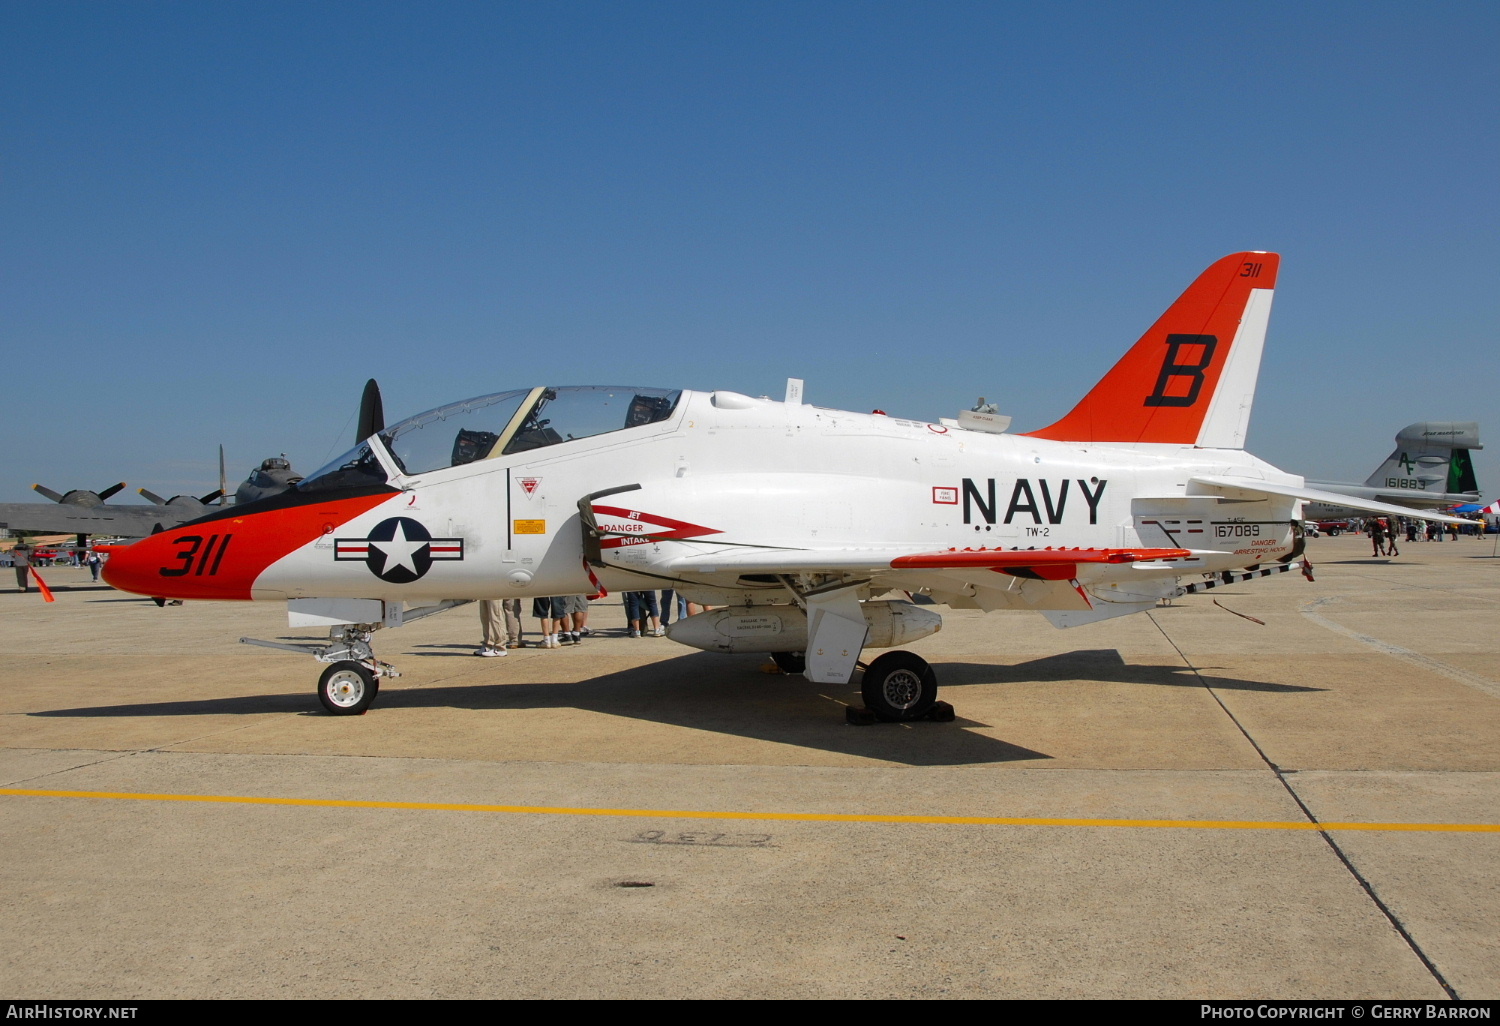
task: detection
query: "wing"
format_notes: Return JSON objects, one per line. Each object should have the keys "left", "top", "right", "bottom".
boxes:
{"left": 645, "top": 544, "right": 1190, "bottom": 579}
{"left": 0, "top": 501, "right": 190, "bottom": 536}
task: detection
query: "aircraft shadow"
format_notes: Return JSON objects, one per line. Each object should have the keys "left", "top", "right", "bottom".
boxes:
{"left": 26, "top": 648, "right": 1314, "bottom": 765}
{"left": 31, "top": 650, "right": 1047, "bottom": 767}
{"left": 937, "top": 650, "right": 1320, "bottom": 694}
{"left": 20, "top": 583, "right": 116, "bottom": 593}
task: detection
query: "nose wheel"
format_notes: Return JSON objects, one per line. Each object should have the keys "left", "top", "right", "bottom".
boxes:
{"left": 242, "top": 624, "right": 399, "bottom": 716}
{"left": 318, "top": 661, "right": 379, "bottom": 716}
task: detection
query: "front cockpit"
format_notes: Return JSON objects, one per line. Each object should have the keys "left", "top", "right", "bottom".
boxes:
{"left": 298, "top": 386, "right": 682, "bottom": 493}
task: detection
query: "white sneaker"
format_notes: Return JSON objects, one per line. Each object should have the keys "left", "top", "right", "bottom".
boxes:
{"left": 474, "top": 646, "right": 506, "bottom": 657}
{"left": 629, "top": 629, "right": 641, "bottom": 638}
{"left": 651, "top": 627, "right": 665, "bottom": 637}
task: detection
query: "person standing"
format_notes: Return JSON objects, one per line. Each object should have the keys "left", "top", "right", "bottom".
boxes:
{"left": 624, "top": 591, "right": 662, "bottom": 637}
{"left": 1367, "top": 517, "right": 1385, "bottom": 557}
{"left": 11, "top": 543, "right": 30, "bottom": 592}
{"left": 86, "top": 549, "right": 102, "bottom": 582}
{"left": 533, "top": 596, "right": 565, "bottom": 648}
{"left": 474, "top": 600, "right": 510, "bottom": 657}
{"left": 502, "top": 598, "right": 524, "bottom": 647}
{"left": 563, "top": 594, "right": 589, "bottom": 644}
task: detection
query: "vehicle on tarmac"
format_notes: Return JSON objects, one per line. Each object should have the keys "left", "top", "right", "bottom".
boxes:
{"left": 99, "top": 252, "right": 1469, "bottom": 721}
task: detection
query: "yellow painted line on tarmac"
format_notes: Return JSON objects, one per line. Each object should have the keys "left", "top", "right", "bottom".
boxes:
{"left": 3, "top": 788, "right": 1498, "bottom": 834}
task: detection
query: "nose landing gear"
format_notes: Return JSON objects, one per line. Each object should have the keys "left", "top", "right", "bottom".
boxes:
{"left": 241, "top": 624, "right": 401, "bottom": 716}
{"left": 319, "top": 661, "right": 379, "bottom": 715}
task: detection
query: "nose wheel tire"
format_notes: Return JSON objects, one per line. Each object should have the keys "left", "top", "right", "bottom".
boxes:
{"left": 318, "top": 661, "right": 378, "bottom": 716}
{"left": 860, "top": 651, "right": 937, "bottom": 722}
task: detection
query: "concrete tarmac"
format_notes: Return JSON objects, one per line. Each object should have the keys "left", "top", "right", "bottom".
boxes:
{"left": 2, "top": 534, "right": 1497, "bottom": 999}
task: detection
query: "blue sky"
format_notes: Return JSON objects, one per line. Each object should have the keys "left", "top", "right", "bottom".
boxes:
{"left": 3, "top": 1, "right": 1495, "bottom": 502}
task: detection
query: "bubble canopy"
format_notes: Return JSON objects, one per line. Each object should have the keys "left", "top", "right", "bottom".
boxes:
{"left": 299, "top": 386, "right": 681, "bottom": 491}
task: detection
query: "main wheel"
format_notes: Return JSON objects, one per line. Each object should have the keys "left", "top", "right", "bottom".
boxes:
{"left": 861, "top": 651, "right": 937, "bottom": 722}
{"left": 770, "top": 651, "right": 806, "bottom": 675}
{"left": 318, "top": 661, "right": 378, "bottom": 715}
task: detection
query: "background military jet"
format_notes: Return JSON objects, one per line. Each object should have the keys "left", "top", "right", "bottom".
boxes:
{"left": 1303, "top": 421, "right": 1482, "bottom": 520}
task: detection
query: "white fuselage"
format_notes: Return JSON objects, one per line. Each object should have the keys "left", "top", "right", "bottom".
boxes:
{"left": 249, "top": 389, "right": 1304, "bottom": 610}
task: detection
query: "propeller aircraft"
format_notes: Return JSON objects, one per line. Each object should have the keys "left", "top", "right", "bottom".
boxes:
{"left": 100, "top": 252, "right": 1468, "bottom": 720}
{"left": 0, "top": 447, "right": 303, "bottom": 543}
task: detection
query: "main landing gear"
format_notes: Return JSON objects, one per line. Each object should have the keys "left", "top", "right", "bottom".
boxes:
{"left": 860, "top": 651, "right": 939, "bottom": 721}
{"left": 241, "top": 625, "right": 400, "bottom": 716}
{"left": 770, "top": 647, "right": 953, "bottom": 725}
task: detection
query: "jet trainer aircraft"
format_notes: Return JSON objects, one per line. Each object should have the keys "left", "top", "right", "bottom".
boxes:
{"left": 101, "top": 252, "right": 1467, "bottom": 720}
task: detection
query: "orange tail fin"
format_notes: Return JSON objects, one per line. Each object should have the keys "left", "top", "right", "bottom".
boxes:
{"left": 1026, "top": 252, "right": 1279, "bottom": 446}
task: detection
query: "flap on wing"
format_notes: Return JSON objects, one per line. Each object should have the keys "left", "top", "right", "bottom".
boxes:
{"left": 1189, "top": 475, "right": 1470, "bottom": 525}
{"left": 889, "top": 547, "right": 1190, "bottom": 569}
{"left": 648, "top": 545, "right": 1190, "bottom": 579}
{"left": 891, "top": 547, "right": 1191, "bottom": 580}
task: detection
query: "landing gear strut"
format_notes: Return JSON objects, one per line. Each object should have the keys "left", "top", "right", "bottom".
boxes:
{"left": 241, "top": 624, "right": 401, "bottom": 716}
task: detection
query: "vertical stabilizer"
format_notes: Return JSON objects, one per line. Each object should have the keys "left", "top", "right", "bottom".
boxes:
{"left": 1026, "top": 252, "right": 1279, "bottom": 446}
{"left": 1363, "top": 422, "right": 1482, "bottom": 494}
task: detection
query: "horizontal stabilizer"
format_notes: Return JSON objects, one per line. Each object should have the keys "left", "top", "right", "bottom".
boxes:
{"left": 1190, "top": 475, "right": 1469, "bottom": 525}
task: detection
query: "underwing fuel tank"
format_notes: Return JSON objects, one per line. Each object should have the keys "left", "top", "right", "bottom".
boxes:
{"left": 666, "top": 600, "right": 941, "bottom": 654}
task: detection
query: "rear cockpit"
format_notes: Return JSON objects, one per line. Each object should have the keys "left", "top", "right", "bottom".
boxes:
{"left": 298, "top": 386, "right": 682, "bottom": 493}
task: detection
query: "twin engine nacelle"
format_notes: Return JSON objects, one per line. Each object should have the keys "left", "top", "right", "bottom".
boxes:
{"left": 666, "top": 600, "right": 942, "bottom": 655}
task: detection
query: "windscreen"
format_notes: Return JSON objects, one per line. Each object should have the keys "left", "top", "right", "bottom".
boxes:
{"left": 503, "top": 386, "right": 680, "bottom": 455}
{"left": 299, "top": 442, "right": 388, "bottom": 493}
{"left": 378, "top": 389, "right": 532, "bottom": 476}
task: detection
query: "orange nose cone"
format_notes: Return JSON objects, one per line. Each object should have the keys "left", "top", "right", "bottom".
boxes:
{"left": 100, "top": 539, "right": 163, "bottom": 597}
{"left": 101, "top": 526, "right": 256, "bottom": 601}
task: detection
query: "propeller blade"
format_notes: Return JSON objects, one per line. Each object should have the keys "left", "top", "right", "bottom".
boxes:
{"left": 98, "top": 482, "right": 126, "bottom": 501}
{"left": 139, "top": 488, "right": 168, "bottom": 505}
{"left": 218, "top": 444, "right": 227, "bottom": 497}
{"left": 33, "top": 484, "right": 66, "bottom": 503}
{"left": 197, "top": 489, "right": 225, "bottom": 505}
{"left": 357, "top": 379, "right": 385, "bottom": 442}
